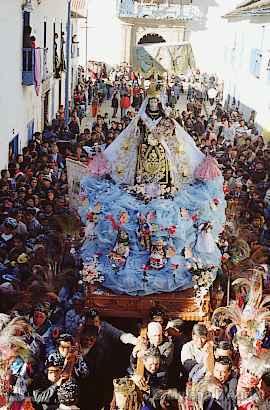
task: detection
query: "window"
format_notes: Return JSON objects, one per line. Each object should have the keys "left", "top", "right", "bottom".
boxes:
{"left": 266, "top": 57, "right": 270, "bottom": 83}
{"left": 23, "top": 11, "right": 30, "bottom": 28}
{"left": 44, "top": 21, "right": 47, "bottom": 48}
{"left": 250, "top": 48, "right": 262, "bottom": 78}
{"left": 9, "top": 135, "right": 19, "bottom": 160}
{"left": 22, "top": 10, "right": 34, "bottom": 85}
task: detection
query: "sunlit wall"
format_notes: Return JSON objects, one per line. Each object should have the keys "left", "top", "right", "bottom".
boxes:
{"left": 86, "top": 0, "right": 122, "bottom": 66}
{"left": 189, "top": 0, "right": 241, "bottom": 76}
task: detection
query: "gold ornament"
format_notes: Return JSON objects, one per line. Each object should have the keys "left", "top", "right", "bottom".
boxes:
{"left": 147, "top": 82, "right": 160, "bottom": 99}
{"left": 116, "top": 165, "right": 124, "bottom": 176}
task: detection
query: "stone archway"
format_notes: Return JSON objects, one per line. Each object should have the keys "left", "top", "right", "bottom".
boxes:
{"left": 138, "top": 33, "right": 166, "bottom": 45}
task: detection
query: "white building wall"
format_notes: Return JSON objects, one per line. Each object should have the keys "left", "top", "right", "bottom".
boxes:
{"left": 87, "top": 0, "right": 122, "bottom": 66}
{"left": 0, "top": 0, "right": 24, "bottom": 170}
{"left": 188, "top": 0, "right": 241, "bottom": 75}
{"left": 222, "top": 20, "right": 270, "bottom": 134}
{"left": 186, "top": 0, "right": 270, "bottom": 134}
{"left": 71, "top": 17, "right": 83, "bottom": 90}
{"left": 0, "top": 0, "right": 68, "bottom": 170}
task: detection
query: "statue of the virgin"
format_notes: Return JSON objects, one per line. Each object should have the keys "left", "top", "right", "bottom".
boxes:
{"left": 104, "top": 82, "right": 204, "bottom": 197}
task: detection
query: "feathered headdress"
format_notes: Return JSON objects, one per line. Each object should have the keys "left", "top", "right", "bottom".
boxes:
{"left": 212, "top": 270, "right": 270, "bottom": 353}
{"left": 0, "top": 318, "right": 31, "bottom": 375}
{"left": 189, "top": 376, "right": 223, "bottom": 410}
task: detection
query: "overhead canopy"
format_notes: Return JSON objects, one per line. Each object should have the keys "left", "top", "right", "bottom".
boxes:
{"left": 71, "top": 0, "right": 87, "bottom": 17}
{"left": 224, "top": 0, "right": 270, "bottom": 18}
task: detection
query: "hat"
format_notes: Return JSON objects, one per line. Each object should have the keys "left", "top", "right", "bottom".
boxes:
{"left": 43, "top": 175, "right": 52, "bottom": 182}
{"left": 25, "top": 207, "right": 36, "bottom": 216}
{"left": 15, "top": 172, "right": 25, "bottom": 179}
{"left": 57, "top": 333, "right": 74, "bottom": 344}
{"left": 149, "top": 306, "right": 165, "bottom": 319}
{"left": 17, "top": 253, "right": 29, "bottom": 264}
{"left": 4, "top": 217, "right": 17, "bottom": 229}
{"left": 46, "top": 355, "right": 65, "bottom": 369}
{"left": 34, "top": 302, "right": 51, "bottom": 314}
{"left": 86, "top": 308, "right": 99, "bottom": 319}
{"left": 0, "top": 282, "right": 16, "bottom": 294}
{"left": 147, "top": 83, "right": 160, "bottom": 99}
{"left": 72, "top": 294, "right": 84, "bottom": 303}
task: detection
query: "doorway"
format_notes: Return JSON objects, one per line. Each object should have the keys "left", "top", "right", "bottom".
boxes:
{"left": 59, "top": 79, "right": 62, "bottom": 109}
{"left": 138, "top": 33, "right": 166, "bottom": 45}
{"left": 9, "top": 134, "right": 19, "bottom": 161}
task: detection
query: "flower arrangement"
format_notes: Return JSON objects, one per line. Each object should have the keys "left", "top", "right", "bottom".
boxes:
{"left": 190, "top": 261, "right": 216, "bottom": 310}
{"left": 81, "top": 256, "right": 104, "bottom": 288}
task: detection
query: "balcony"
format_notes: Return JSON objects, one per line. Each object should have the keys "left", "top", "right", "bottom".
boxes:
{"left": 22, "top": 48, "right": 35, "bottom": 85}
{"left": 118, "top": 0, "right": 199, "bottom": 21}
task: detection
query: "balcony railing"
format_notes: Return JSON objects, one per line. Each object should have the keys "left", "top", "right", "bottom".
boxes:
{"left": 118, "top": 0, "right": 199, "bottom": 20}
{"left": 22, "top": 48, "right": 35, "bottom": 85}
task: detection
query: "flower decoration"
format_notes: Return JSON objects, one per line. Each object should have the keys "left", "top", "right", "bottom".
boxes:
{"left": 210, "top": 197, "right": 220, "bottom": 211}
{"left": 121, "top": 141, "right": 131, "bottom": 151}
{"left": 119, "top": 211, "right": 129, "bottom": 225}
{"left": 86, "top": 211, "right": 98, "bottom": 223}
{"left": 223, "top": 183, "right": 230, "bottom": 194}
{"left": 116, "top": 165, "right": 124, "bottom": 176}
{"left": 180, "top": 208, "right": 189, "bottom": 219}
{"left": 81, "top": 256, "right": 104, "bottom": 287}
{"left": 190, "top": 261, "right": 216, "bottom": 311}
{"left": 167, "top": 225, "right": 177, "bottom": 236}
{"left": 145, "top": 183, "right": 160, "bottom": 198}
{"left": 191, "top": 214, "right": 199, "bottom": 222}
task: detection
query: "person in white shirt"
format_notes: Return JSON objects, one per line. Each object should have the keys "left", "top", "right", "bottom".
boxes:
{"left": 208, "top": 87, "right": 217, "bottom": 105}
{"left": 181, "top": 323, "right": 212, "bottom": 381}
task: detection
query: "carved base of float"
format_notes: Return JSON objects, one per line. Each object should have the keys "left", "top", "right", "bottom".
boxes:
{"left": 86, "top": 286, "right": 210, "bottom": 322}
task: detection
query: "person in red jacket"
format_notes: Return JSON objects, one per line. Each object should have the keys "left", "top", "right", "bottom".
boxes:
{"left": 120, "top": 94, "right": 130, "bottom": 118}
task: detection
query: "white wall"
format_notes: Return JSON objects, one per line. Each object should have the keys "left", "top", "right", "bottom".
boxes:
{"left": 188, "top": 0, "right": 241, "bottom": 75}
{"left": 87, "top": 0, "right": 122, "bottom": 66}
{"left": 0, "top": 0, "right": 23, "bottom": 169}
{"left": 222, "top": 20, "right": 270, "bottom": 135}
{"left": 187, "top": 1, "right": 270, "bottom": 134}
{"left": 0, "top": 0, "right": 68, "bottom": 170}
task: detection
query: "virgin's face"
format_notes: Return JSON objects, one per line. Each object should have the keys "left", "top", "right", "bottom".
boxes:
{"left": 149, "top": 98, "right": 158, "bottom": 112}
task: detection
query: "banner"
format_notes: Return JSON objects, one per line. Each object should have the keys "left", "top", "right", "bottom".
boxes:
{"left": 66, "top": 158, "right": 89, "bottom": 210}
{"left": 71, "top": 0, "right": 87, "bottom": 12}
{"left": 134, "top": 42, "right": 195, "bottom": 76}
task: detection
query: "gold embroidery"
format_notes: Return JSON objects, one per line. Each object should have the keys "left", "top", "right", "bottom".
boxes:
{"left": 137, "top": 143, "right": 169, "bottom": 184}
{"left": 116, "top": 165, "right": 124, "bottom": 176}
{"left": 136, "top": 127, "right": 170, "bottom": 185}
{"left": 121, "top": 141, "right": 131, "bottom": 151}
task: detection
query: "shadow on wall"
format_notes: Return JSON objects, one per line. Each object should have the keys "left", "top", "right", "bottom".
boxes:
{"left": 225, "top": 94, "right": 263, "bottom": 134}
{"left": 189, "top": 0, "right": 219, "bottom": 32}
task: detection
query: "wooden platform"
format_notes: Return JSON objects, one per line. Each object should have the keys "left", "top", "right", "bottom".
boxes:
{"left": 86, "top": 287, "right": 210, "bottom": 322}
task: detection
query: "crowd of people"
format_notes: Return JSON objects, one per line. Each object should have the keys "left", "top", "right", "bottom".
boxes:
{"left": 0, "top": 66, "right": 270, "bottom": 409}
